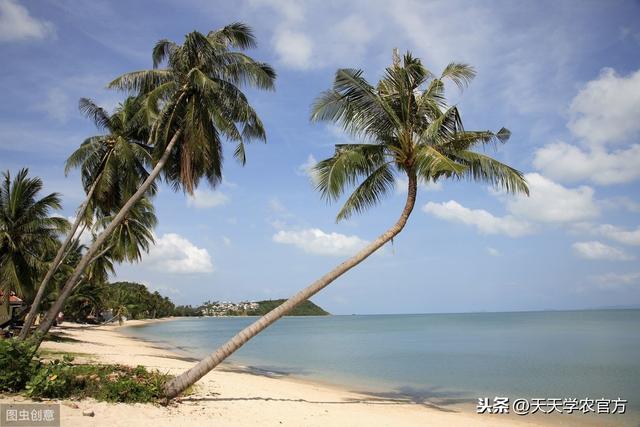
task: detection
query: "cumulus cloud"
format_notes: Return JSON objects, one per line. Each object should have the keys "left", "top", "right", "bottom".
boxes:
{"left": 572, "top": 241, "right": 633, "bottom": 261}
{"left": 592, "top": 224, "right": 640, "bottom": 246}
{"left": 422, "top": 200, "right": 534, "bottom": 238}
{"left": 144, "top": 233, "right": 213, "bottom": 273}
{"left": 0, "top": 0, "right": 54, "bottom": 42}
{"left": 568, "top": 68, "right": 640, "bottom": 146}
{"left": 273, "top": 28, "right": 313, "bottom": 69}
{"left": 273, "top": 228, "right": 369, "bottom": 256}
{"left": 505, "top": 173, "right": 599, "bottom": 223}
{"left": 533, "top": 142, "right": 640, "bottom": 185}
{"left": 186, "top": 189, "right": 229, "bottom": 209}
{"left": 533, "top": 68, "right": 640, "bottom": 186}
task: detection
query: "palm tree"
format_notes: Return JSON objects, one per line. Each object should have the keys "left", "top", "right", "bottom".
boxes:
{"left": 94, "top": 196, "right": 157, "bottom": 263}
{"left": 162, "top": 52, "right": 529, "bottom": 399}
{"left": 0, "top": 169, "right": 68, "bottom": 319}
{"left": 19, "top": 97, "right": 154, "bottom": 338}
{"left": 34, "top": 23, "right": 275, "bottom": 342}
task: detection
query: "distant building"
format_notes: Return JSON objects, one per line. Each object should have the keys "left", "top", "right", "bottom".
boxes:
{"left": 0, "top": 291, "right": 25, "bottom": 325}
{"left": 201, "top": 300, "right": 259, "bottom": 316}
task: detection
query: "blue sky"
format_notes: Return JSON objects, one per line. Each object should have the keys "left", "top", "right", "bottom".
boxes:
{"left": 1, "top": 0, "right": 639, "bottom": 314}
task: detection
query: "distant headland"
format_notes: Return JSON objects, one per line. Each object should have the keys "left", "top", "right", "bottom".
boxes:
{"left": 199, "top": 299, "right": 330, "bottom": 317}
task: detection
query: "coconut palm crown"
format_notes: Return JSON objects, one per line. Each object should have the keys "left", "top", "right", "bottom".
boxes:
{"left": 108, "top": 22, "right": 276, "bottom": 193}
{"left": 0, "top": 169, "right": 69, "bottom": 303}
{"left": 311, "top": 52, "right": 528, "bottom": 221}
{"left": 65, "top": 96, "right": 155, "bottom": 219}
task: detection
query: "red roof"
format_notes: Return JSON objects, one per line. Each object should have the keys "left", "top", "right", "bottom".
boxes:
{"left": 0, "top": 291, "right": 23, "bottom": 304}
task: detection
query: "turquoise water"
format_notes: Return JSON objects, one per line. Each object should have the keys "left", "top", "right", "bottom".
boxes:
{"left": 124, "top": 310, "right": 640, "bottom": 420}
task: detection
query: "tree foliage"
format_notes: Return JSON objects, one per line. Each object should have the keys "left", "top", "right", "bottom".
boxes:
{"left": 311, "top": 52, "right": 529, "bottom": 221}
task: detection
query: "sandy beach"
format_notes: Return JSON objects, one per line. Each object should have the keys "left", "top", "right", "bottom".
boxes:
{"left": 0, "top": 320, "right": 615, "bottom": 427}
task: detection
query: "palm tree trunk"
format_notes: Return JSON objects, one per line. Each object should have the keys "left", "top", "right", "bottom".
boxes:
{"left": 34, "top": 131, "right": 182, "bottom": 344}
{"left": 163, "top": 172, "right": 418, "bottom": 399}
{"left": 18, "top": 176, "right": 100, "bottom": 340}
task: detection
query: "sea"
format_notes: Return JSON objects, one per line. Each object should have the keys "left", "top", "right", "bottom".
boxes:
{"left": 123, "top": 309, "right": 640, "bottom": 424}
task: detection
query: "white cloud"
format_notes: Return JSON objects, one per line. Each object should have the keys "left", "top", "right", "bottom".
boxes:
{"left": 505, "top": 173, "right": 599, "bottom": 223}
{"left": 422, "top": 200, "right": 534, "bottom": 238}
{"left": 251, "top": 3, "right": 375, "bottom": 70}
{"left": 533, "top": 142, "right": 640, "bottom": 185}
{"left": 297, "top": 154, "right": 319, "bottom": 183}
{"left": 533, "top": 68, "right": 640, "bottom": 187}
{"left": 144, "top": 233, "right": 213, "bottom": 273}
{"left": 487, "top": 247, "right": 500, "bottom": 257}
{"left": 568, "top": 68, "right": 640, "bottom": 146}
{"left": 273, "top": 28, "right": 313, "bottom": 69}
{"left": 572, "top": 241, "right": 633, "bottom": 261}
{"left": 593, "top": 224, "right": 640, "bottom": 246}
{"left": 0, "top": 0, "right": 54, "bottom": 42}
{"left": 590, "top": 272, "right": 640, "bottom": 289}
{"left": 273, "top": 228, "right": 369, "bottom": 256}
{"left": 186, "top": 189, "right": 229, "bottom": 209}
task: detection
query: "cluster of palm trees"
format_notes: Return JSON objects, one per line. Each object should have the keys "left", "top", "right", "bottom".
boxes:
{"left": 1, "top": 24, "right": 528, "bottom": 401}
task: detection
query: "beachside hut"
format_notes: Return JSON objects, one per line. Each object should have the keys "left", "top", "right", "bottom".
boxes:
{"left": 0, "top": 291, "right": 25, "bottom": 326}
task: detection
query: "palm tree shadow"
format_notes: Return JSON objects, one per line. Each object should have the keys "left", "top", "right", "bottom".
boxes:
{"left": 348, "top": 385, "right": 474, "bottom": 413}
{"left": 219, "top": 364, "right": 313, "bottom": 379}
{"left": 180, "top": 384, "right": 472, "bottom": 412}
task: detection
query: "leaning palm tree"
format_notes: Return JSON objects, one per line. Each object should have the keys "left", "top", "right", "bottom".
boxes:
{"left": 19, "top": 97, "right": 154, "bottom": 338}
{"left": 163, "top": 52, "right": 529, "bottom": 399}
{"left": 41, "top": 197, "right": 157, "bottom": 322}
{"left": 0, "top": 169, "right": 68, "bottom": 319}
{"left": 34, "top": 23, "right": 275, "bottom": 341}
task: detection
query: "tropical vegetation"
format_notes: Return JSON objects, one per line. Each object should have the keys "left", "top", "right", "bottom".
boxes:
{"left": 0, "top": 22, "right": 530, "bottom": 404}
{"left": 19, "top": 22, "right": 275, "bottom": 342}
{"left": 0, "top": 169, "right": 68, "bottom": 317}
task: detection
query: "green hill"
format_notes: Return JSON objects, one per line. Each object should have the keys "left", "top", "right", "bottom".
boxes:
{"left": 247, "top": 299, "right": 329, "bottom": 316}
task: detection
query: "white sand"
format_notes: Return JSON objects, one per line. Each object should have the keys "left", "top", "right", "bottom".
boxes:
{"left": 0, "top": 320, "right": 612, "bottom": 426}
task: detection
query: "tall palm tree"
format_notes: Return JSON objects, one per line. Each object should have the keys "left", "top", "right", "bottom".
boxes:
{"left": 163, "top": 52, "right": 529, "bottom": 399}
{"left": 0, "top": 169, "right": 68, "bottom": 318}
{"left": 20, "top": 97, "right": 154, "bottom": 338}
{"left": 34, "top": 23, "right": 275, "bottom": 342}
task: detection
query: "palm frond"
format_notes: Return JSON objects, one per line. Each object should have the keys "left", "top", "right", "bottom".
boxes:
{"left": 78, "top": 98, "right": 111, "bottom": 130}
{"left": 314, "top": 144, "right": 386, "bottom": 201}
{"left": 440, "top": 62, "right": 476, "bottom": 90}
{"left": 452, "top": 150, "right": 529, "bottom": 195}
{"left": 336, "top": 164, "right": 395, "bottom": 222}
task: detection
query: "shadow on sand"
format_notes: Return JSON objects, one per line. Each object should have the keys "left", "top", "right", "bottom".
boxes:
{"left": 180, "top": 382, "right": 472, "bottom": 413}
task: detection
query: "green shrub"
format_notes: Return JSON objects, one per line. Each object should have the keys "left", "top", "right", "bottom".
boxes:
{"left": 0, "top": 339, "right": 40, "bottom": 393}
{"left": 25, "top": 355, "right": 75, "bottom": 399}
{"left": 26, "top": 360, "right": 170, "bottom": 403}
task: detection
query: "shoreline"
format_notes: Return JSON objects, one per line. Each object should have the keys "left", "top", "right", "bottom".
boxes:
{"left": 0, "top": 318, "right": 623, "bottom": 426}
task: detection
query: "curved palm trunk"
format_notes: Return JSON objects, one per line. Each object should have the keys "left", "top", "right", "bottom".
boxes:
{"left": 163, "top": 172, "right": 418, "bottom": 399}
{"left": 19, "top": 178, "right": 100, "bottom": 340}
{"left": 34, "top": 131, "right": 182, "bottom": 344}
